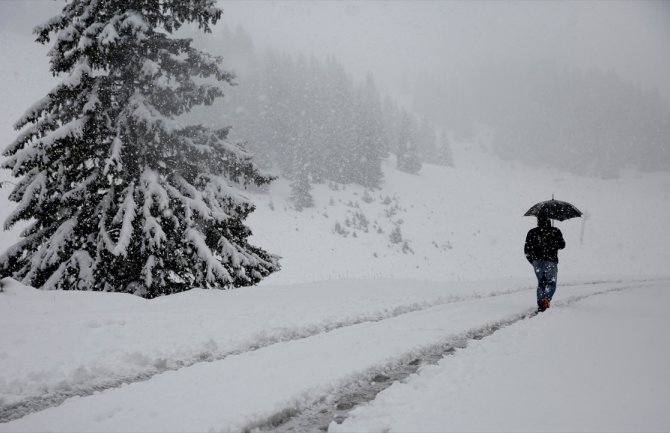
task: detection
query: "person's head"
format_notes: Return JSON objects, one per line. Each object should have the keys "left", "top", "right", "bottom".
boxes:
{"left": 537, "top": 217, "right": 551, "bottom": 228}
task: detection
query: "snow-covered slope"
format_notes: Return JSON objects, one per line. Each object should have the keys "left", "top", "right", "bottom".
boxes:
{"left": 1, "top": 24, "right": 669, "bottom": 288}
{"left": 246, "top": 149, "right": 670, "bottom": 285}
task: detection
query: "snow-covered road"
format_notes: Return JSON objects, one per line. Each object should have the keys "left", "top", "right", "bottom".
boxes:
{"left": 333, "top": 281, "right": 670, "bottom": 433}
{"left": 0, "top": 277, "right": 537, "bottom": 417}
{"left": 1, "top": 278, "right": 665, "bottom": 432}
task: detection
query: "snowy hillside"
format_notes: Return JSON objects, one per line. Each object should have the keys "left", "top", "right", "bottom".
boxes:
{"left": 3, "top": 139, "right": 669, "bottom": 286}
{"left": 1, "top": 23, "right": 669, "bottom": 288}
{"left": 245, "top": 148, "right": 670, "bottom": 285}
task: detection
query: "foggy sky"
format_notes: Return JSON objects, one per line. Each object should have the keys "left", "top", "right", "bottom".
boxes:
{"left": 1, "top": 0, "right": 669, "bottom": 105}
{"left": 214, "top": 1, "right": 670, "bottom": 105}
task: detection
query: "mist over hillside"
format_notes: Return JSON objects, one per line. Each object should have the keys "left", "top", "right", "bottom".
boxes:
{"left": 245, "top": 148, "right": 670, "bottom": 286}
{"left": 188, "top": 23, "right": 670, "bottom": 182}
{"left": 1, "top": 0, "right": 668, "bottom": 180}
{"left": 0, "top": 0, "right": 668, "bottom": 291}
{"left": 413, "top": 61, "right": 670, "bottom": 177}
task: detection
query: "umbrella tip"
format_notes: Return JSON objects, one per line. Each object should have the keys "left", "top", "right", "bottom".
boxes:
{"left": 552, "top": 194, "right": 554, "bottom": 200}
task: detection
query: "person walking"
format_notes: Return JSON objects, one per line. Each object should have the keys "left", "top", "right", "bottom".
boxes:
{"left": 524, "top": 217, "right": 565, "bottom": 312}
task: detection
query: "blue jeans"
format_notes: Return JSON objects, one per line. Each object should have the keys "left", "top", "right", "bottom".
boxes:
{"left": 533, "top": 260, "right": 558, "bottom": 308}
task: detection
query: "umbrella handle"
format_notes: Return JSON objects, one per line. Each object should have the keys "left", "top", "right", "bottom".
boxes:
{"left": 580, "top": 212, "right": 589, "bottom": 244}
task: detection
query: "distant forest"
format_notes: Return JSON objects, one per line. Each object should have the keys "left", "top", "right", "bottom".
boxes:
{"left": 190, "top": 27, "right": 452, "bottom": 206}
{"left": 414, "top": 61, "right": 670, "bottom": 177}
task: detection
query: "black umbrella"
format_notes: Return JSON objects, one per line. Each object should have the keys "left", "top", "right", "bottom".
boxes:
{"left": 524, "top": 196, "right": 582, "bottom": 221}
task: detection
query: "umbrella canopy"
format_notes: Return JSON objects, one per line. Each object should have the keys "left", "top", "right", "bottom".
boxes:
{"left": 524, "top": 197, "right": 582, "bottom": 221}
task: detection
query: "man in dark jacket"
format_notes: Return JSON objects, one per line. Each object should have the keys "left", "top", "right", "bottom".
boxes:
{"left": 525, "top": 217, "right": 565, "bottom": 312}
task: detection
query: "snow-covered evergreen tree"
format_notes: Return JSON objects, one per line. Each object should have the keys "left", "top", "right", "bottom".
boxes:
{"left": 416, "top": 117, "right": 437, "bottom": 162}
{"left": 396, "top": 111, "right": 422, "bottom": 174}
{"left": 289, "top": 171, "right": 314, "bottom": 212}
{"left": 321, "top": 56, "right": 357, "bottom": 184}
{"left": 436, "top": 131, "right": 454, "bottom": 167}
{"left": 350, "top": 75, "right": 385, "bottom": 188}
{"left": 1, "top": 0, "right": 279, "bottom": 297}
{"left": 194, "top": 31, "right": 433, "bottom": 187}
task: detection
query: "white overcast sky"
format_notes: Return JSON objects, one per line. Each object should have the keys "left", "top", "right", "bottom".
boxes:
{"left": 215, "top": 1, "right": 670, "bottom": 103}
{"left": 1, "top": 0, "right": 669, "bottom": 103}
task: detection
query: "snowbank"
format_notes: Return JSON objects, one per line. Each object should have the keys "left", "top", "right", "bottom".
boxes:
{"left": 0, "top": 276, "right": 534, "bottom": 407}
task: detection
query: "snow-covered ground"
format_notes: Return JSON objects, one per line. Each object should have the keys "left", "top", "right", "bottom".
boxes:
{"left": 0, "top": 277, "right": 532, "bottom": 408}
{"left": 246, "top": 152, "right": 670, "bottom": 285}
{"left": 333, "top": 282, "right": 670, "bottom": 433}
{"left": 2, "top": 278, "right": 668, "bottom": 432}
{"left": 2, "top": 17, "right": 670, "bottom": 433}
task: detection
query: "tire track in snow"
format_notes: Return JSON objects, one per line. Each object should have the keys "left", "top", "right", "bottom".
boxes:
{"left": 0, "top": 283, "right": 530, "bottom": 423}
{"left": 247, "top": 280, "right": 663, "bottom": 433}
{"left": 0, "top": 278, "right": 660, "bottom": 424}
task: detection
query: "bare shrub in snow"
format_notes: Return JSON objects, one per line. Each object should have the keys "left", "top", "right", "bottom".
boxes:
{"left": 389, "top": 226, "right": 403, "bottom": 244}
{"left": 362, "top": 190, "right": 374, "bottom": 204}
{"left": 333, "top": 222, "right": 349, "bottom": 238}
{"left": 349, "top": 211, "right": 370, "bottom": 232}
{"left": 385, "top": 205, "right": 399, "bottom": 219}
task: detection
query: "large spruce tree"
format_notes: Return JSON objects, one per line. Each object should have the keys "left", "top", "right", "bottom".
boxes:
{"left": 1, "top": 0, "right": 279, "bottom": 297}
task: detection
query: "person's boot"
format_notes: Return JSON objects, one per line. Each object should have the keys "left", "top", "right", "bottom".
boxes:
{"left": 541, "top": 298, "right": 550, "bottom": 311}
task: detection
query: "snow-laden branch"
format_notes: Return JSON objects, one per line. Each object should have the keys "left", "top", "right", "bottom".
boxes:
{"left": 110, "top": 183, "right": 137, "bottom": 257}
{"left": 185, "top": 228, "right": 232, "bottom": 284}
{"left": 3, "top": 172, "right": 47, "bottom": 230}
{"left": 128, "top": 91, "right": 180, "bottom": 134}
{"left": 28, "top": 218, "right": 77, "bottom": 272}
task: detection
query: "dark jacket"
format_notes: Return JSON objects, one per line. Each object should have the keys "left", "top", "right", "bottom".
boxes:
{"left": 524, "top": 223, "right": 565, "bottom": 264}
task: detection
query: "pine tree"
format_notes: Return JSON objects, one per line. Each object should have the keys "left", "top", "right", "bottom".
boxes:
{"left": 436, "top": 131, "right": 454, "bottom": 167}
{"left": 350, "top": 74, "right": 385, "bottom": 188}
{"left": 289, "top": 170, "right": 314, "bottom": 212}
{"left": 321, "top": 56, "right": 357, "bottom": 184}
{"left": 416, "top": 117, "right": 437, "bottom": 163}
{"left": 1, "top": 0, "right": 279, "bottom": 297}
{"left": 396, "top": 111, "right": 422, "bottom": 174}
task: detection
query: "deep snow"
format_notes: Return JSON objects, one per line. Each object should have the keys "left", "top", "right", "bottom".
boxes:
{"left": 2, "top": 278, "right": 667, "bottom": 432}
{"left": 331, "top": 282, "right": 670, "bottom": 433}
{"left": 0, "top": 277, "right": 533, "bottom": 409}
